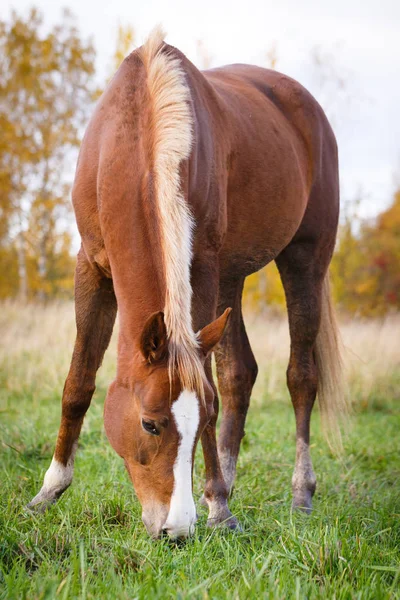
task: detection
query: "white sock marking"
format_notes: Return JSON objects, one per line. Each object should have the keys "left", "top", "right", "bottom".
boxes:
{"left": 292, "top": 438, "right": 316, "bottom": 493}
{"left": 163, "top": 390, "right": 199, "bottom": 537}
{"left": 29, "top": 443, "right": 77, "bottom": 506}
{"left": 43, "top": 456, "right": 74, "bottom": 493}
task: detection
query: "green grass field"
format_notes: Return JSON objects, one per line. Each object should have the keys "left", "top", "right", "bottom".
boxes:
{"left": 1, "top": 303, "right": 399, "bottom": 599}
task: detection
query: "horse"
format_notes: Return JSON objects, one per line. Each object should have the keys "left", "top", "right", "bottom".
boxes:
{"left": 28, "top": 28, "right": 346, "bottom": 539}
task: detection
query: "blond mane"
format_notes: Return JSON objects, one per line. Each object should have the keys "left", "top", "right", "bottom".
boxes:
{"left": 139, "top": 28, "right": 204, "bottom": 396}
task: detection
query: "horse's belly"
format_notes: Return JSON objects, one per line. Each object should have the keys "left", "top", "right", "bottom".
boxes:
{"left": 220, "top": 215, "right": 302, "bottom": 275}
{"left": 221, "top": 163, "right": 309, "bottom": 275}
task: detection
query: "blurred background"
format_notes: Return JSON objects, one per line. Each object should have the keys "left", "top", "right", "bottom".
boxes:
{"left": 0, "top": 0, "right": 399, "bottom": 316}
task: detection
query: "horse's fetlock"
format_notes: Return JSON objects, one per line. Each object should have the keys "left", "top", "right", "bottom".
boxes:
{"left": 204, "top": 482, "right": 228, "bottom": 504}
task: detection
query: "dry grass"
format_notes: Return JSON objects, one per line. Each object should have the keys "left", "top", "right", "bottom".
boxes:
{"left": 245, "top": 308, "right": 400, "bottom": 411}
{"left": 0, "top": 301, "right": 117, "bottom": 408}
{"left": 1, "top": 301, "right": 399, "bottom": 411}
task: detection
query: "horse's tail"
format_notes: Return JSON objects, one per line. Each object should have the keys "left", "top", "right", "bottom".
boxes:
{"left": 314, "top": 273, "right": 348, "bottom": 452}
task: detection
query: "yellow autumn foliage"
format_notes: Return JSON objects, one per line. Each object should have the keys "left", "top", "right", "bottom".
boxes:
{"left": 1, "top": 8, "right": 399, "bottom": 318}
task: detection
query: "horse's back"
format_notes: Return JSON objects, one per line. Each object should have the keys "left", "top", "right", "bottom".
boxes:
{"left": 204, "top": 63, "right": 336, "bottom": 162}
{"left": 201, "top": 64, "right": 339, "bottom": 274}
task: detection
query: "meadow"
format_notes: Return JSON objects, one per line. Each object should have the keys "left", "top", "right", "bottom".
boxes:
{"left": 0, "top": 302, "right": 399, "bottom": 599}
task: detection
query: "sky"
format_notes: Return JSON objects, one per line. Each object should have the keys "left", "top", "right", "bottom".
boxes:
{"left": 2, "top": 0, "right": 400, "bottom": 221}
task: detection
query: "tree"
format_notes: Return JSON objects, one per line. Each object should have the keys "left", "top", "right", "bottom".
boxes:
{"left": 112, "top": 24, "right": 135, "bottom": 73}
{"left": 332, "top": 188, "right": 400, "bottom": 315}
{"left": 0, "top": 8, "right": 98, "bottom": 300}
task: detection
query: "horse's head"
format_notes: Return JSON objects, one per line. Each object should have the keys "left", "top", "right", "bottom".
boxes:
{"left": 104, "top": 309, "right": 231, "bottom": 539}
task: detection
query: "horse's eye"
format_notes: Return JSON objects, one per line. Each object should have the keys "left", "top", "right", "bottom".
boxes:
{"left": 142, "top": 419, "right": 160, "bottom": 436}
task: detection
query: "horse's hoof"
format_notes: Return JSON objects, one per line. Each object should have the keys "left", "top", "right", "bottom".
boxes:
{"left": 205, "top": 502, "right": 242, "bottom": 531}
{"left": 292, "top": 491, "right": 313, "bottom": 514}
{"left": 207, "top": 513, "right": 242, "bottom": 531}
{"left": 25, "top": 501, "right": 46, "bottom": 514}
{"left": 26, "top": 499, "right": 53, "bottom": 513}
{"left": 199, "top": 494, "right": 207, "bottom": 508}
{"left": 26, "top": 490, "right": 57, "bottom": 513}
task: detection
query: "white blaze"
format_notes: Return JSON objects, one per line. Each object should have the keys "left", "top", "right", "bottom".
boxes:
{"left": 163, "top": 390, "right": 199, "bottom": 537}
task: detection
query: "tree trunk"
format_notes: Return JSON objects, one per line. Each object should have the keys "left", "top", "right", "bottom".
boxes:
{"left": 37, "top": 163, "right": 51, "bottom": 303}
{"left": 17, "top": 230, "right": 28, "bottom": 303}
{"left": 37, "top": 230, "right": 48, "bottom": 303}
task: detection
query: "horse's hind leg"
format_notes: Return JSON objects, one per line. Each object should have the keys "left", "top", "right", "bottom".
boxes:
{"left": 27, "top": 247, "right": 117, "bottom": 510}
{"left": 215, "top": 276, "right": 258, "bottom": 494}
{"left": 275, "top": 242, "right": 326, "bottom": 512}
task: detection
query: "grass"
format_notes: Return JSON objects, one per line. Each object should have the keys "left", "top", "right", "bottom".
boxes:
{"left": 0, "top": 302, "right": 399, "bottom": 599}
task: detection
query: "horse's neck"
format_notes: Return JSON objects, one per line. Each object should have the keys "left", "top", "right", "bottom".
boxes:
{"left": 114, "top": 263, "right": 164, "bottom": 383}
{"left": 108, "top": 192, "right": 166, "bottom": 355}
{"left": 108, "top": 46, "right": 210, "bottom": 379}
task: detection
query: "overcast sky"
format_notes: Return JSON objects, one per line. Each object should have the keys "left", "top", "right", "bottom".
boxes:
{"left": 2, "top": 0, "right": 400, "bottom": 221}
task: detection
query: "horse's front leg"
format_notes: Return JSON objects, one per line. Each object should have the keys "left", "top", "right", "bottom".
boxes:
{"left": 27, "top": 247, "right": 117, "bottom": 511}
{"left": 191, "top": 255, "right": 239, "bottom": 529}
{"left": 200, "top": 360, "right": 239, "bottom": 530}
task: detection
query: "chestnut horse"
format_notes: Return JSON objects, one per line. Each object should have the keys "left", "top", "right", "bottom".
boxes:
{"left": 28, "top": 28, "right": 345, "bottom": 538}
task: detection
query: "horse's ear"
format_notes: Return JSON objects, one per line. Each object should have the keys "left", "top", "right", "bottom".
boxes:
{"left": 140, "top": 311, "right": 168, "bottom": 363}
{"left": 198, "top": 308, "right": 232, "bottom": 357}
